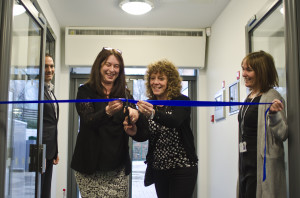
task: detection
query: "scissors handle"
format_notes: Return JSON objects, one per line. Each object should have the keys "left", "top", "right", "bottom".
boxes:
{"left": 124, "top": 100, "right": 131, "bottom": 125}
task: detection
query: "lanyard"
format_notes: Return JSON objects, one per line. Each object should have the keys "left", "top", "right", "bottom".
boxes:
{"left": 240, "top": 92, "right": 260, "bottom": 136}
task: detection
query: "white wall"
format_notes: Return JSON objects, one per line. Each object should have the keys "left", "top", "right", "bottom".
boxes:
{"left": 203, "top": 0, "right": 269, "bottom": 197}
{"left": 65, "top": 30, "right": 206, "bottom": 68}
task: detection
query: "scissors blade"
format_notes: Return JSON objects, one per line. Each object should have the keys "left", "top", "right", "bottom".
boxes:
{"left": 125, "top": 97, "right": 131, "bottom": 125}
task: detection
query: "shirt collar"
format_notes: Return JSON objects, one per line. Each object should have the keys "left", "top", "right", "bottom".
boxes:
{"left": 46, "top": 82, "right": 54, "bottom": 92}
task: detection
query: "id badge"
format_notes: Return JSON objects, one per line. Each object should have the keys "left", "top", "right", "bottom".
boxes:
{"left": 239, "top": 141, "right": 247, "bottom": 153}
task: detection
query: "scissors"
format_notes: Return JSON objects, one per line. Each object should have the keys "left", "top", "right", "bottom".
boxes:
{"left": 124, "top": 96, "right": 131, "bottom": 125}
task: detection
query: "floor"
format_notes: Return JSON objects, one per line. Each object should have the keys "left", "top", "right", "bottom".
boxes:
{"left": 8, "top": 161, "right": 157, "bottom": 198}
{"left": 132, "top": 161, "right": 157, "bottom": 198}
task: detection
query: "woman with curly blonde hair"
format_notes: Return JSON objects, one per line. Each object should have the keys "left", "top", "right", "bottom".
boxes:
{"left": 137, "top": 59, "right": 198, "bottom": 198}
{"left": 144, "top": 59, "right": 182, "bottom": 100}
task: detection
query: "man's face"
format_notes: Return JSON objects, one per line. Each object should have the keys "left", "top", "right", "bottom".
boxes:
{"left": 45, "top": 56, "right": 55, "bottom": 83}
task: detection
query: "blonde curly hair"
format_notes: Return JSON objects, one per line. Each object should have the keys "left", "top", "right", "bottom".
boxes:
{"left": 145, "top": 59, "right": 182, "bottom": 100}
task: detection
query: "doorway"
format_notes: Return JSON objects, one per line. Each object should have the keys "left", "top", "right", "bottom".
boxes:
{"left": 67, "top": 68, "right": 198, "bottom": 198}
{"left": 0, "top": 0, "right": 47, "bottom": 197}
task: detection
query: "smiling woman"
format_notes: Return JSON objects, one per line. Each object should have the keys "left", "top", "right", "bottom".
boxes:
{"left": 238, "top": 50, "right": 287, "bottom": 198}
{"left": 70, "top": 47, "right": 148, "bottom": 198}
{"left": 100, "top": 55, "right": 120, "bottom": 90}
{"left": 135, "top": 59, "right": 198, "bottom": 198}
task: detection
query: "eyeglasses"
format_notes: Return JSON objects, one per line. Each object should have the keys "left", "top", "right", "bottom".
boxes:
{"left": 103, "top": 47, "right": 122, "bottom": 55}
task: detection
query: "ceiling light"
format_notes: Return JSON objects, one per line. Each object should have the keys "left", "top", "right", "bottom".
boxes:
{"left": 13, "top": 4, "right": 26, "bottom": 16}
{"left": 120, "top": 0, "right": 154, "bottom": 15}
{"left": 280, "top": 7, "right": 284, "bottom": 15}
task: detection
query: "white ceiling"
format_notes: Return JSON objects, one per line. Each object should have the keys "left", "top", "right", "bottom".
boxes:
{"left": 46, "top": 0, "right": 231, "bottom": 29}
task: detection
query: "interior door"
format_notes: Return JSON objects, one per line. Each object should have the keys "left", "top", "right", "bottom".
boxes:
{"left": 4, "top": 0, "right": 46, "bottom": 197}
{"left": 246, "top": 0, "right": 288, "bottom": 196}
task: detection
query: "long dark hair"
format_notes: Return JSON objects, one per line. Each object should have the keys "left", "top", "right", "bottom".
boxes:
{"left": 86, "top": 48, "right": 128, "bottom": 98}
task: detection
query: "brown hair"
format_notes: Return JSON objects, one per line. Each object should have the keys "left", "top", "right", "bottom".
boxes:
{"left": 45, "top": 53, "right": 54, "bottom": 63}
{"left": 86, "top": 48, "right": 128, "bottom": 98}
{"left": 242, "top": 50, "right": 279, "bottom": 93}
{"left": 145, "top": 59, "right": 182, "bottom": 100}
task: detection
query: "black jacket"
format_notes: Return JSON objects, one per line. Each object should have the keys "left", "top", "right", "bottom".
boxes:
{"left": 71, "top": 84, "right": 147, "bottom": 175}
{"left": 43, "top": 86, "right": 59, "bottom": 160}
{"left": 140, "top": 94, "right": 198, "bottom": 186}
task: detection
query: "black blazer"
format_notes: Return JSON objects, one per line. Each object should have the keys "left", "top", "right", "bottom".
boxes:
{"left": 43, "top": 86, "right": 59, "bottom": 160}
{"left": 71, "top": 84, "right": 147, "bottom": 175}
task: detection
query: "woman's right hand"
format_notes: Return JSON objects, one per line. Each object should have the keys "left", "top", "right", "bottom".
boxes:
{"left": 105, "top": 100, "right": 123, "bottom": 116}
{"left": 123, "top": 116, "right": 137, "bottom": 136}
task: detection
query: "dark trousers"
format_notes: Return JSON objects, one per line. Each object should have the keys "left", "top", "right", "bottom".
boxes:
{"left": 153, "top": 166, "right": 198, "bottom": 198}
{"left": 41, "top": 159, "right": 54, "bottom": 198}
{"left": 239, "top": 150, "right": 257, "bottom": 198}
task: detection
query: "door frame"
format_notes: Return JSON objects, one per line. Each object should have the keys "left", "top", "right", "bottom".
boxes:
{"left": 67, "top": 73, "right": 198, "bottom": 198}
{"left": 285, "top": 0, "right": 300, "bottom": 197}
{"left": 245, "top": 0, "right": 300, "bottom": 197}
{"left": 0, "top": 0, "right": 14, "bottom": 197}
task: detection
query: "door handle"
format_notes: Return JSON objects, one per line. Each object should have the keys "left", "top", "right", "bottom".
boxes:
{"left": 29, "top": 144, "right": 46, "bottom": 174}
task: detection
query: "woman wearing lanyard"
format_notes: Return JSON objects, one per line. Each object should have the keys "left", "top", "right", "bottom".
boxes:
{"left": 238, "top": 50, "right": 288, "bottom": 198}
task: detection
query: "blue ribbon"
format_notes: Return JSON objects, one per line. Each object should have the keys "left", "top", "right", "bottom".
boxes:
{"left": 0, "top": 97, "right": 272, "bottom": 182}
{"left": 263, "top": 105, "right": 271, "bottom": 182}
{"left": 0, "top": 98, "right": 272, "bottom": 106}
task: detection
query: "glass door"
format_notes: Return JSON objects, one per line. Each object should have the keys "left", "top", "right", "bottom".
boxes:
{"left": 246, "top": 0, "right": 288, "bottom": 196}
{"left": 247, "top": 0, "right": 286, "bottom": 99}
{"left": 4, "top": 0, "right": 46, "bottom": 197}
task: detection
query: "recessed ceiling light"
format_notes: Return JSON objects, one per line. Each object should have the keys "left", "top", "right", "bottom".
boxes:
{"left": 119, "top": 0, "right": 154, "bottom": 15}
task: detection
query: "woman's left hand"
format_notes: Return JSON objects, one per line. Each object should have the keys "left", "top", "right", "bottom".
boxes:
{"left": 269, "top": 99, "right": 284, "bottom": 114}
{"left": 137, "top": 100, "right": 154, "bottom": 118}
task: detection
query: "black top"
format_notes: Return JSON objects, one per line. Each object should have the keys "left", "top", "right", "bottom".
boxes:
{"left": 238, "top": 95, "right": 261, "bottom": 151}
{"left": 145, "top": 94, "right": 198, "bottom": 168}
{"left": 71, "top": 84, "right": 147, "bottom": 175}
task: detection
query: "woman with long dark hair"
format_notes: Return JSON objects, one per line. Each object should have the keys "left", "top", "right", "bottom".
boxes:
{"left": 71, "top": 47, "right": 146, "bottom": 198}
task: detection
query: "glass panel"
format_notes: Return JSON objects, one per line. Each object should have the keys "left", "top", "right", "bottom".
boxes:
{"left": 131, "top": 79, "right": 190, "bottom": 198}
{"left": 250, "top": 3, "right": 286, "bottom": 99}
{"left": 250, "top": 2, "right": 288, "bottom": 195}
{"left": 5, "top": 0, "right": 42, "bottom": 197}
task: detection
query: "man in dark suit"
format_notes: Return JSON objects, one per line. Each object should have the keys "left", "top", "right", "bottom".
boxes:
{"left": 41, "top": 54, "right": 59, "bottom": 198}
